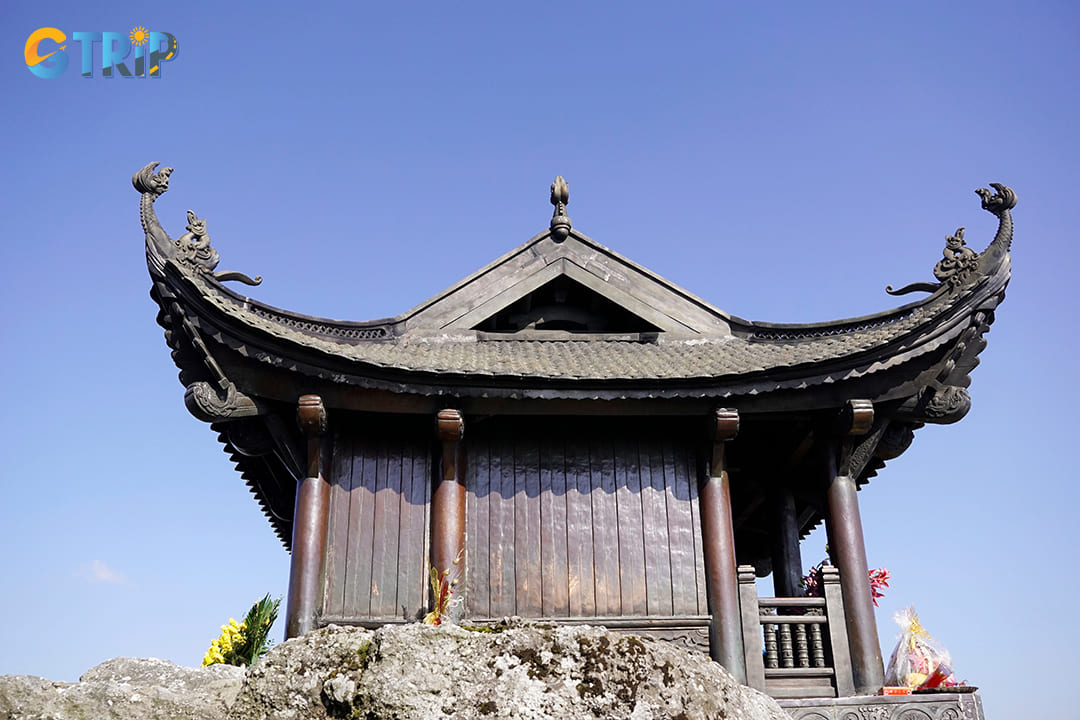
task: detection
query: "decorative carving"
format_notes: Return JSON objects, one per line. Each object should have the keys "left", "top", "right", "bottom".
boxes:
{"left": 856, "top": 707, "right": 891, "bottom": 720}
{"left": 297, "top": 395, "right": 328, "bottom": 436}
{"left": 844, "top": 419, "right": 887, "bottom": 480}
{"left": 924, "top": 386, "right": 971, "bottom": 424}
{"left": 976, "top": 182, "right": 1018, "bottom": 223}
{"left": 619, "top": 626, "right": 710, "bottom": 655}
{"left": 886, "top": 182, "right": 1016, "bottom": 296}
{"left": 132, "top": 161, "right": 172, "bottom": 196}
{"left": 549, "top": 175, "right": 572, "bottom": 242}
{"left": 874, "top": 423, "right": 915, "bottom": 461}
{"left": 226, "top": 420, "right": 275, "bottom": 457}
{"left": 134, "top": 162, "right": 262, "bottom": 286}
{"left": 781, "top": 693, "right": 983, "bottom": 720}
{"left": 175, "top": 210, "right": 220, "bottom": 273}
{"left": 894, "top": 708, "right": 932, "bottom": 720}
{"left": 932, "top": 227, "right": 978, "bottom": 287}
{"left": 185, "top": 380, "right": 261, "bottom": 422}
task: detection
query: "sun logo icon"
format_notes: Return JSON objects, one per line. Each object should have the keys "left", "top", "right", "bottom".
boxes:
{"left": 130, "top": 26, "right": 148, "bottom": 46}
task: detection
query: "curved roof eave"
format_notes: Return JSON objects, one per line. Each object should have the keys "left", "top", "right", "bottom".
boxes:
{"left": 135, "top": 163, "right": 1014, "bottom": 406}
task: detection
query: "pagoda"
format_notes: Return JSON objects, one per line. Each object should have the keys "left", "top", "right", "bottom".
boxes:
{"left": 136, "top": 165, "right": 1009, "bottom": 717}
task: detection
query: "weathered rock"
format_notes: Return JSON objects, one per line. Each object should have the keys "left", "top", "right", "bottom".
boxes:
{"left": 0, "top": 657, "right": 244, "bottom": 720}
{"left": 0, "top": 623, "right": 788, "bottom": 720}
{"left": 230, "top": 621, "right": 788, "bottom": 720}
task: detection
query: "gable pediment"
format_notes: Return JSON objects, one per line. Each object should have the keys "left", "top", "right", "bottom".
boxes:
{"left": 401, "top": 230, "right": 733, "bottom": 336}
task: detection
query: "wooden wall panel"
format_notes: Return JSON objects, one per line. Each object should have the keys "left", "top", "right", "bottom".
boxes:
{"left": 322, "top": 433, "right": 353, "bottom": 619}
{"left": 640, "top": 443, "right": 674, "bottom": 616}
{"left": 322, "top": 418, "right": 430, "bottom": 623}
{"left": 464, "top": 418, "right": 705, "bottom": 621}
{"left": 591, "top": 440, "right": 621, "bottom": 615}
{"left": 465, "top": 435, "right": 490, "bottom": 618}
{"left": 539, "top": 436, "right": 569, "bottom": 617}
{"left": 566, "top": 439, "right": 596, "bottom": 616}
{"left": 518, "top": 440, "right": 543, "bottom": 616}
{"left": 615, "top": 447, "right": 648, "bottom": 616}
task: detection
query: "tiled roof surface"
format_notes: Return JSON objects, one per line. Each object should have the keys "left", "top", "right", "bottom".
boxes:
{"left": 194, "top": 272, "right": 949, "bottom": 381}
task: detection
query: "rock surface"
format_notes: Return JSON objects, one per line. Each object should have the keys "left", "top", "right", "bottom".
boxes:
{"left": 0, "top": 657, "right": 245, "bottom": 720}
{"left": 0, "top": 622, "right": 789, "bottom": 720}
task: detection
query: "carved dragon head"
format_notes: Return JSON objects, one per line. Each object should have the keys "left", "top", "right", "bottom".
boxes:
{"left": 976, "top": 183, "right": 1017, "bottom": 217}
{"left": 132, "top": 162, "right": 173, "bottom": 197}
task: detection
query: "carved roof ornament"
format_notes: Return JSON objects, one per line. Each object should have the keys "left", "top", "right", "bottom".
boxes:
{"left": 932, "top": 227, "right": 978, "bottom": 286}
{"left": 549, "top": 175, "right": 571, "bottom": 242}
{"left": 886, "top": 182, "right": 1016, "bottom": 297}
{"left": 133, "top": 162, "right": 263, "bottom": 286}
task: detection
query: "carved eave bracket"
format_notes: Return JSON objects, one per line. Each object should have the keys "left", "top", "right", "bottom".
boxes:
{"left": 161, "top": 291, "right": 265, "bottom": 423}
{"left": 886, "top": 182, "right": 1016, "bottom": 297}
{"left": 895, "top": 384, "right": 971, "bottom": 425}
{"left": 833, "top": 400, "right": 879, "bottom": 479}
{"left": 134, "top": 162, "right": 263, "bottom": 286}
{"left": 185, "top": 380, "right": 263, "bottom": 422}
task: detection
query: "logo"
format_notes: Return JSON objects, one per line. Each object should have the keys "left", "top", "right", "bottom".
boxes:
{"left": 25, "top": 26, "right": 178, "bottom": 79}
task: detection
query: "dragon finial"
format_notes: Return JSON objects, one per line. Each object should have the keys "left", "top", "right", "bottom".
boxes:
{"left": 132, "top": 162, "right": 173, "bottom": 196}
{"left": 134, "top": 162, "right": 263, "bottom": 287}
{"left": 549, "top": 175, "right": 571, "bottom": 242}
{"left": 932, "top": 227, "right": 978, "bottom": 286}
{"left": 887, "top": 182, "right": 1017, "bottom": 297}
{"left": 975, "top": 183, "right": 1017, "bottom": 217}
{"left": 176, "top": 210, "right": 220, "bottom": 272}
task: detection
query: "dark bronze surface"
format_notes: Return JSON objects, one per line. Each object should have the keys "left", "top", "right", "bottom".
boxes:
{"left": 431, "top": 409, "right": 465, "bottom": 598}
{"left": 463, "top": 417, "right": 706, "bottom": 620}
{"left": 285, "top": 395, "right": 330, "bottom": 639}
{"left": 138, "top": 168, "right": 1015, "bottom": 703}
{"left": 825, "top": 450, "right": 884, "bottom": 695}
{"left": 700, "top": 409, "right": 744, "bottom": 682}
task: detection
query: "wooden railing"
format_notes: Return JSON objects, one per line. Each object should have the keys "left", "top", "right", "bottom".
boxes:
{"left": 738, "top": 564, "right": 855, "bottom": 698}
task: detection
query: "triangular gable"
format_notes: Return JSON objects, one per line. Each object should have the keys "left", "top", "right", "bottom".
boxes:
{"left": 401, "top": 229, "right": 733, "bottom": 336}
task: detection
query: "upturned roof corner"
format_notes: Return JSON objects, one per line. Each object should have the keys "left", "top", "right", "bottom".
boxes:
{"left": 135, "top": 163, "right": 1013, "bottom": 412}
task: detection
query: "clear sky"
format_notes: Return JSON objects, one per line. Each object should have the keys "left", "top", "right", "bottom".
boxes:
{"left": 2, "top": 2, "right": 1076, "bottom": 718}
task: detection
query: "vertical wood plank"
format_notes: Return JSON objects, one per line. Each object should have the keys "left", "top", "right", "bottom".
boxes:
{"left": 345, "top": 441, "right": 375, "bottom": 618}
{"left": 396, "top": 440, "right": 425, "bottom": 621}
{"left": 590, "top": 438, "right": 621, "bottom": 616}
{"left": 565, "top": 437, "right": 596, "bottom": 617}
{"left": 538, "top": 436, "right": 553, "bottom": 615}
{"left": 685, "top": 445, "right": 708, "bottom": 615}
{"left": 518, "top": 439, "right": 543, "bottom": 616}
{"left": 640, "top": 441, "right": 673, "bottom": 616}
{"left": 664, "top": 441, "right": 698, "bottom": 616}
{"left": 616, "top": 438, "right": 648, "bottom": 616}
{"left": 420, "top": 447, "right": 432, "bottom": 616}
{"left": 487, "top": 438, "right": 509, "bottom": 615}
{"left": 545, "top": 436, "right": 570, "bottom": 616}
{"left": 322, "top": 432, "right": 353, "bottom": 619}
{"left": 465, "top": 436, "right": 490, "bottom": 619}
{"left": 368, "top": 442, "right": 394, "bottom": 616}
{"left": 497, "top": 438, "right": 517, "bottom": 615}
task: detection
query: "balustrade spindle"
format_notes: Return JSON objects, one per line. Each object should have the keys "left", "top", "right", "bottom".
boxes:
{"left": 810, "top": 622, "right": 825, "bottom": 668}
{"left": 795, "top": 624, "right": 809, "bottom": 668}
{"left": 780, "top": 623, "right": 794, "bottom": 668}
{"left": 764, "top": 624, "right": 779, "bottom": 668}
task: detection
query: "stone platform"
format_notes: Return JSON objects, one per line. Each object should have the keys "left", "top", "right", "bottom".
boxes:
{"left": 778, "top": 690, "right": 984, "bottom": 720}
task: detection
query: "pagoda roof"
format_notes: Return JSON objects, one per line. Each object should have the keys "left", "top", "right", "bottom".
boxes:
{"left": 136, "top": 165, "right": 1013, "bottom": 408}
{"left": 134, "top": 165, "right": 1014, "bottom": 549}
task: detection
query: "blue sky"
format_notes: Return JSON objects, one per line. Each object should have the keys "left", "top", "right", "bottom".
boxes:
{"left": 2, "top": 2, "right": 1077, "bottom": 717}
